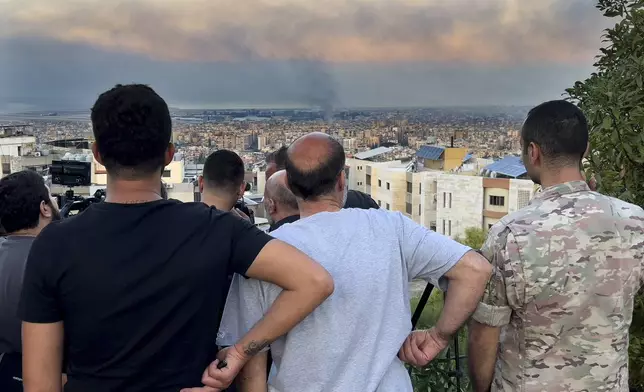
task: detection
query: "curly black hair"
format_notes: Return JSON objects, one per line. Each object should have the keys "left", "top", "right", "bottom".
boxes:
{"left": 0, "top": 170, "right": 52, "bottom": 233}
{"left": 91, "top": 84, "right": 172, "bottom": 179}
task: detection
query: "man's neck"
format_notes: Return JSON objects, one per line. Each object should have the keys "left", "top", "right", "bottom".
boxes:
{"left": 539, "top": 166, "right": 585, "bottom": 189}
{"left": 105, "top": 178, "right": 162, "bottom": 204}
{"left": 298, "top": 197, "right": 342, "bottom": 219}
{"left": 201, "top": 193, "right": 235, "bottom": 211}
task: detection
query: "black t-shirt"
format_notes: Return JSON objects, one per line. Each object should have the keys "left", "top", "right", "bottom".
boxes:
{"left": 344, "top": 190, "right": 379, "bottom": 210}
{"left": 18, "top": 199, "right": 273, "bottom": 392}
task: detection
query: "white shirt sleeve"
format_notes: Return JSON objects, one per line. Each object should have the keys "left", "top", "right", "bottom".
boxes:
{"left": 398, "top": 213, "right": 471, "bottom": 291}
{"left": 217, "top": 273, "right": 270, "bottom": 348}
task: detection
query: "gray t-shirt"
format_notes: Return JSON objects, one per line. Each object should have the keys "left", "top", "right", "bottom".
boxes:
{"left": 218, "top": 209, "right": 470, "bottom": 392}
{"left": 0, "top": 235, "right": 35, "bottom": 353}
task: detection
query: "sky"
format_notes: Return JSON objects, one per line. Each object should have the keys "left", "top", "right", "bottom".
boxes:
{"left": 0, "top": 0, "right": 608, "bottom": 112}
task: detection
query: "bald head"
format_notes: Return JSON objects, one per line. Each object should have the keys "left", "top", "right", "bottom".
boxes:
{"left": 285, "top": 132, "right": 346, "bottom": 200}
{"left": 264, "top": 170, "right": 299, "bottom": 220}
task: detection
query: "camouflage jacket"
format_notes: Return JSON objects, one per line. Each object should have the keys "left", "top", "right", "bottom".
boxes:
{"left": 472, "top": 181, "right": 644, "bottom": 392}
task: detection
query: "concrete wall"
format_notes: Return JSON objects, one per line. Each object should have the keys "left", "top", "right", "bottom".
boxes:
{"left": 436, "top": 174, "right": 484, "bottom": 238}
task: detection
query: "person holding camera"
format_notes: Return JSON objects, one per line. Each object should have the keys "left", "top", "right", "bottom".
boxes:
{"left": 18, "top": 84, "right": 334, "bottom": 392}
{"left": 199, "top": 149, "right": 253, "bottom": 222}
{"left": 0, "top": 171, "right": 61, "bottom": 391}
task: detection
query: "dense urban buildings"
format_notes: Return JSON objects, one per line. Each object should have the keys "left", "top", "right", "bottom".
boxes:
{"left": 0, "top": 106, "right": 535, "bottom": 236}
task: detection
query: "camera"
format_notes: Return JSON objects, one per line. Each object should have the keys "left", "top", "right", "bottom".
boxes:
{"left": 234, "top": 182, "right": 255, "bottom": 224}
{"left": 50, "top": 160, "right": 105, "bottom": 218}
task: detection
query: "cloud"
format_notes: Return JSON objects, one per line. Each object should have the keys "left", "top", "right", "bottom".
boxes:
{"left": 1, "top": 0, "right": 606, "bottom": 65}
{"left": 0, "top": 37, "right": 596, "bottom": 112}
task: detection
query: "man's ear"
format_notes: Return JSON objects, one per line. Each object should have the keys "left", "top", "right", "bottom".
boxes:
{"left": 198, "top": 176, "right": 204, "bottom": 193}
{"left": 337, "top": 171, "right": 346, "bottom": 192}
{"left": 528, "top": 142, "right": 541, "bottom": 166}
{"left": 266, "top": 198, "right": 276, "bottom": 215}
{"left": 40, "top": 200, "right": 53, "bottom": 220}
{"left": 165, "top": 143, "right": 175, "bottom": 166}
{"left": 91, "top": 143, "right": 103, "bottom": 165}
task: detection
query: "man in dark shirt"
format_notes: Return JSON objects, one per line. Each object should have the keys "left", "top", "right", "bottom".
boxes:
{"left": 266, "top": 146, "right": 379, "bottom": 210}
{"left": 264, "top": 170, "right": 300, "bottom": 233}
{"left": 0, "top": 171, "right": 61, "bottom": 391}
{"left": 18, "top": 84, "right": 334, "bottom": 392}
{"left": 199, "top": 150, "right": 247, "bottom": 212}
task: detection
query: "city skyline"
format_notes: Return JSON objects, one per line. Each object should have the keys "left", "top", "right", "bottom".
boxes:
{"left": 0, "top": 0, "right": 608, "bottom": 111}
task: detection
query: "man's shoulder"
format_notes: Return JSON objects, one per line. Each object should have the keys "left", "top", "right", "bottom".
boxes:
{"left": 344, "top": 190, "right": 379, "bottom": 210}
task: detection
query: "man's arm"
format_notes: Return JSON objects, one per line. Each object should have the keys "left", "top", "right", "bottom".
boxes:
{"left": 468, "top": 228, "right": 521, "bottom": 392}
{"left": 234, "top": 239, "right": 334, "bottom": 359}
{"left": 468, "top": 321, "right": 499, "bottom": 392}
{"left": 18, "top": 226, "right": 65, "bottom": 392}
{"left": 432, "top": 250, "right": 492, "bottom": 341}
{"left": 22, "top": 322, "right": 64, "bottom": 392}
{"left": 398, "top": 215, "right": 491, "bottom": 366}
{"left": 236, "top": 352, "right": 268, "bottom": 392}
{"left": 189, "top": 217, "right": 333, "bottom": 391}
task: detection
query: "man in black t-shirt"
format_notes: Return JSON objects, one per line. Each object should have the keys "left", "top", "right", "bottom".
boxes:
{"left": 18, "top": 84, "right": 334, "bottom": 392}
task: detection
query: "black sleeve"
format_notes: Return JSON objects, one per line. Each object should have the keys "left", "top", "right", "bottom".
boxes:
{"left": 227, "top": 214, "right": 274, "bottom": 277}
{"left": 18, "top": 225, "right": 64, "bottom": 323}
{"left": 344, "top": 190, "right": 379, "bottom": 210}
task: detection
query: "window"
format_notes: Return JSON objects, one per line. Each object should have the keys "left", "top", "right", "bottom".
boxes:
{"left": 430, "top": 224, "right": 437, "bottom": 232}
{"left": 17, "top": 146, "right": 22, "bottom": 156}
{"left": 442, "top": 219, "right": 446, "bottom": 234}
{"left": 386, "top": 182, "right": 390, "bottom": 190}
{"left": 1, "top": 163, "right": 10, "bottom": 174}
{"left": 378, "top": 179, "right": 382, "bottom": 187}
{"left": 418, "top": 204, "right": 421, "bottom": 215}
{"left": 386, "top": 203, "right": 390, "bottom": 210}
{"left": 366, "top": 174, "right": 371, "bottom": 185}
{"left": 407, "top": 181, "right": 412, "bottom": 193}
{"left": 162, "top": 170, "right": 171, "bottom": 178}
{"left": 419, "top": 183, "right": 422, "bottom": 195}
{"left": 448, "top": 220, "right": 452, "bottom": 236}
{"left": 443, "top": 192, "right": 446, "bottom": 208}
{"left": 449, "top": 193, "right": 452, "bottom": 208}
{"left": 490, "top": 195, "right": 505, "bottom": 206}
{"left": 517, "top": 190, "right": 531, "bottom": 209}
{"left": 405, "top": 202, "right": 412, "bottom": 214}
{"left": 377, "top": 200, "right": 382, "bottom": 207}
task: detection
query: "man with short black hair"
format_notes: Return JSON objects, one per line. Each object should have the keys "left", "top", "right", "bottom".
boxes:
{"left": 215, "top": 132, "right": 492, "bottom": 392}
{"left": 18, "top": 84, "right": 334, "bottom": 392}
{"left": 468, "top": 100, "right": 644, "bottom": 392}
{"left": 200, "top": 150, "right": 247, "bottom": 212}
{"left": 0, "top": 170, "right": 60, "bottom": 391}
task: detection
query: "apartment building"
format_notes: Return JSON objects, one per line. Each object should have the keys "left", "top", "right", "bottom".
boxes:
{"left": 346, "top": 156, "right": 536, "bottom": 239}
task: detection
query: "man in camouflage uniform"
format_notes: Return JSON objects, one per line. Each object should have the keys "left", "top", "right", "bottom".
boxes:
{"left": 468, "top": 100, "right": 644, "bottom": 392}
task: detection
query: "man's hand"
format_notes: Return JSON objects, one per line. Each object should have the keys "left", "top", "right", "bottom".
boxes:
{"left": 180, "top": 345, "right": 247, "bottom": 392}
{"left": 398, "top": 327, "right": 449, "bottom": 367}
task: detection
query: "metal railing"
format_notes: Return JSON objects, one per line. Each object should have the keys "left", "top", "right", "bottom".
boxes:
{"left": 410, "top": 283, "right": 468, "bottom": 391}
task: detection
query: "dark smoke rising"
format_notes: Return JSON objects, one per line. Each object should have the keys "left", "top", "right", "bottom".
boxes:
{"left": 291, "top": 60, "right": 337, "bottom": 122}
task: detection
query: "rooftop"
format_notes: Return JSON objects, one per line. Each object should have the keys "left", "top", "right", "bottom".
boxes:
{"left": 354, "top": 146, "right": 392, "bottom": 160}
{"left": 416, "top": 145, "right": 445, "bottom": 161}
{"left": 483, "top": 156, "right": 527, "bottom": 178}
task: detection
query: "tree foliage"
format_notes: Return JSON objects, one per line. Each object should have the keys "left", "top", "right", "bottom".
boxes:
{"left": 566, "top": 1, "right": 644, "bottom": 388}
{"left": 566, "top": 0, "right": 644, "bottom": 207}
{"left": 454, "top": 227, "right": 487, "bottom": 250}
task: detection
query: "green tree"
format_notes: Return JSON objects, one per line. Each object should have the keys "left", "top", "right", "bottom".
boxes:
{"left": 454, "top": 227, "right": 487, "bottom": 250}
{"left": 566, "top": 0, "right": 644, "bottom": 388}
